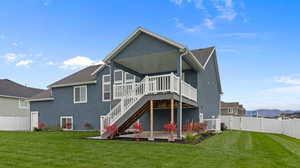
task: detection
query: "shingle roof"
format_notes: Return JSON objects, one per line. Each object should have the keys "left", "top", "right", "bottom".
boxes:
{"left": 0, "top": 79, "right": 44, "bottom": 98}
{"left": 191, "top": 47, "right": 215, "bottom": 67}
{"left": 49, "top": 64, "right": 101, "bottom": 87}
{"left": 29, "top": 89, "right": 53, "bottom": 100}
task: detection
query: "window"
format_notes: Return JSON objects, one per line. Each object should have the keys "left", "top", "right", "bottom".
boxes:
{"left": 199, "top": 113, "right": 204, "bottom": 123}
{"left": 60, "top": 116, "right": 73, "bottom": 130}
{"left": 114, "top": 70, "right": 123, "bottom": 84}
{"left": 19, "top": 99, "right": 29, "bottom": 109}
{"left": 125, "top": 72, "right": 135, "bottom": 83}
{"left": 102, "top": 74, "right": 111, "bottom": 101}
{"left": 73, "top": 85, "right": 87, "bottom": 103}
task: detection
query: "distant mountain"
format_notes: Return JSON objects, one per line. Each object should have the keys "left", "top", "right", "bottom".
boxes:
{"left": 246, "top": 109, "right": 300, "bottom": 117}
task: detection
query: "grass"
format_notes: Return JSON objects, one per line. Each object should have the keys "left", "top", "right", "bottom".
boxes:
{"left": 0, "top": 131, "right": 299, "bottom": 168}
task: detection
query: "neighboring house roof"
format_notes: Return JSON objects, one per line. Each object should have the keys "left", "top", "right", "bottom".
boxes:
{"left": 49, "top": 64, "right": 101, "bottom": 88}
{"left": 0, "top": 79, "right": 44, "bottom": 99}
{"left": 29, "top": 90, "right": 54, "bottom": 102}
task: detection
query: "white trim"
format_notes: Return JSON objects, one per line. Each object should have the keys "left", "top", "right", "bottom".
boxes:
{"left": 125, "top": 72, "right": 135, "bottom": 83}
{"left": 0, "top": 95, "right": 27, "bottom": 99}
{"left": 28, "top": 97, "right": 55, "bottom": 102}
{"left": 114, "top": 69, "right": 123, "bottom": 84}
{"left": 30, "top": 111, "right": 39, "bottom": 131}
{"left": 188, "top": 50, "right": 204, "bottom": 70}
{"left": 73, "top": 85, "right": 87, "bottom": 104}
{"left": 91, "top": 27, "right": 186, "bottom": 75}
{"left": 49, "top": 80, "right": 96, "bottom": 88}
{"left": 60, "top": 116, "right": 73, "bottom": 130}
{"left": 203, "top": 47, "right": 216, "bottom": 69}
{"left": 102, "top": 74, "right": 111, "bottom": 102}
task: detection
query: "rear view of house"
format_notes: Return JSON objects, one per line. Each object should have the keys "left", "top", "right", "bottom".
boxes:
{"left": 30, "top": 27, "right": 222, "bottom": 139}
{"left": 0, "top": 79, "right": 44, "bottom": 130}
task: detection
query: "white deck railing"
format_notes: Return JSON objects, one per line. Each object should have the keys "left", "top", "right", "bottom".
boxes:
{"left": 101, "top": 73, "right": 197, "bottom": 134}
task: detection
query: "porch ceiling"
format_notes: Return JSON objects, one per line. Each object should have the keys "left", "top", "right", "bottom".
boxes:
{"left": 113, "top": 50, "right": 192, "bottom": 75}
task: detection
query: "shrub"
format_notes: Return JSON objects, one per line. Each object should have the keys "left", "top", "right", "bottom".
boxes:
{"left": 221, "top": 122, "right": 227, "bottom": 131}
{"left": 33, "top": 127, "right": 42, "bottom": 132}
{"left": 105, "top": 124, "right": 118, "bottom": 138}
{"left": 183, "top": 121, "right": 208, "bottom": 133}
{"left": 164, "top": 122, "right": 176, "bottom": 141}
{"left": 38, "top": 122, "right": 46, "bottom": 129}
{"left": 133, "top": 122, "right": 144, "bottom": 141}
{"left": 185, "top": 132, "right": 200, "bottom": 143}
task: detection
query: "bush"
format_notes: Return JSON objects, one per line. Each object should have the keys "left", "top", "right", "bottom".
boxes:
{"left": 33, "top": 127, "right": 42, "bottom": 132}
{"left": 221, "top": 123, "right": 227, "bottom": 131}
{"left": 185, "top": 132, "right": 201, "bottom": 143}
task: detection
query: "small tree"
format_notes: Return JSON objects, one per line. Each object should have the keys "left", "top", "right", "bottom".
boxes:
{"left": 133, "top": 122, "right": 144, "bottom": 141}
{"left": 164, "top": 122, "right": 176, "bottom": 141}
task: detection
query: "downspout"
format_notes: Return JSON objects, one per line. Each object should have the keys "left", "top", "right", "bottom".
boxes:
{"left": 178, "top": 49, "right": 188, "bottom": 139}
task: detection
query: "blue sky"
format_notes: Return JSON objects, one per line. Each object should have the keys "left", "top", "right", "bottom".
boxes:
{"left": 0, "top": 0, "right": 300, "bottom": 110}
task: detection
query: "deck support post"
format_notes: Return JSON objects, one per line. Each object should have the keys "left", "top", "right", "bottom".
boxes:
{"left": 171, "top": 99, "right": 174, "bottom": 124}
{"left": 149, "top": 100, "right": 154, "bottom": 141}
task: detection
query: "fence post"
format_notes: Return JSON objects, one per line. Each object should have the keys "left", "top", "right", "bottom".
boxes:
{"left": 240, "top": 117, "right": 243, "bottom": 130}
{"left": 260, "top": 117, "right": 264, "bottom": 132}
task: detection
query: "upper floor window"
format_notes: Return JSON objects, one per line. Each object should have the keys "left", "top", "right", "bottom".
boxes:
{"left": 73, "top": 85, "right": 87, "bottom": 104}
{"left": 19, "top": 99, "right": 29, "bottom": 109}
{"left": 114, "top": 70, "right": 123, "bottom": 84}
{"left": 102, "top": 74, "right": 111, "bottom": 101}
{"left": 125, "top": 72, "right": 135, "bottom": 83}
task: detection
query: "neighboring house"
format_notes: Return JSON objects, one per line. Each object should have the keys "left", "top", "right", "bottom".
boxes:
{"left": 221, "top": 101, "right": 246, "bottom": 116}
{"left": 0, "top": 79, "right": 44, "bottom": 130}
{"left": 30, "top": 27, "right": 222, "bottom": 139}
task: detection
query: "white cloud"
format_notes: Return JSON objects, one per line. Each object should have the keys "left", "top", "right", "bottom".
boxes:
{"left": 170, "top": 0, "right": 205, "bottom": 9}
{"left": 203, "top": 18, "right": 215, "bottom": 29}
{"left": 16, "top": 60, "right": 33, "bottom": 67}
{"left": 275, "top": 74, "right": 300, "bottom": 85}
{"left": 2, "top": 53, "right": 26, "bottom": 63}
{"left": 213, "top": 0, "right": 237, "bottom": 21}
{"left": 170, "top": 0, "right": 183, "bottom": 6}
{"left": 60, "top": 56, "right": 103, "bottom": 70}
{"left": 174, "top": 18, "right": 201, "bottom": 32}
{"left": 262, "top": 86, "right": 300, "bottom": 94}
{"left": 47, "top": 61, "right": 55, "bottom": 65}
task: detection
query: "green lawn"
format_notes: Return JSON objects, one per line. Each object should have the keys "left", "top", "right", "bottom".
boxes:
{"left": 0, "top": 131, "right": 299, "bottom": 168}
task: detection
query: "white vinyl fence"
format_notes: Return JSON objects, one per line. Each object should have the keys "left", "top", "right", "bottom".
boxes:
{"left": 0, "top": 116, "right": 30, "bottom": 131}
{"left": 221, "top": 115, "right": 300, "bottom": 139}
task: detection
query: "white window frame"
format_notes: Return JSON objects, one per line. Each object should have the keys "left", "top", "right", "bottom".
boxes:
{"left": 60, "top": 116, "right": 73, "bottom": 130}
{"left": 73, "top": 85, "right": 87, "bottom": 104}
{"left": 19, "top": 98, "right": 29, "bottom": 109}
{"left": 125, "top": 72, "right": 135, "bottom": 83}
{"left": 114, "top": 69, "right": 123, "bottom": 84}
{"left": 102, "top": 74, "right": 111, "bottom": 102}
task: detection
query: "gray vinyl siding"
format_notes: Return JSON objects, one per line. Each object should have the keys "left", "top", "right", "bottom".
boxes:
{"left": 198, "top": 54, "right": 220, "bottom": 119}
{"left": 0, "top": 97, "right": 29, "bottom": 117}
{"left": 30, "top": 66, "right": 112, "bottom": 130}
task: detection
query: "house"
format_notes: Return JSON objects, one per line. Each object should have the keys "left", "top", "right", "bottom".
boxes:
{"left": 29, "top": 27, "right": 222, "bottom": 139}
{"left": 221, "top": 101, "right": 246, "bottom": 116}
{"left": 0, "top": 79, "right": 44, "bottom": 130}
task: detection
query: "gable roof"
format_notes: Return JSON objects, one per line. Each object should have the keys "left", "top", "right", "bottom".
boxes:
{"left": 0, "top": 79, "right": 44, "bottom": 99}
{"left": 190, "top": 47, "right": 215, "bottom": 68}
{"left": 29, "top": 89, "right": 54, "bottom": 101}
{"left": 49, "top": 64, "right": 101, "bottom": 88}
{"left": 92, "top": 27, "right": 188, "bottom": 75}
